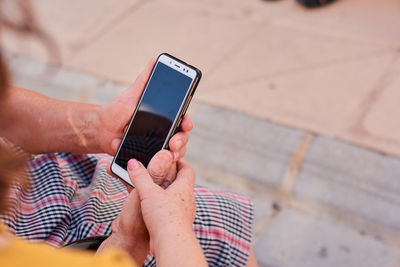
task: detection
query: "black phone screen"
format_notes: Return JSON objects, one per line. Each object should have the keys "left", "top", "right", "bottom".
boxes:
{"left": 115, "top": 62, "right": 193, "bottom": 168}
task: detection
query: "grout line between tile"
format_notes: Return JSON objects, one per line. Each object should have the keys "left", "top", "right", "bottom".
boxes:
{"left": 349, "top": 51, "right": 400, "bottom": 142}
{"left": 252, "top": 200, "right": 280, "bottom": 244}
{"left": 205, "top": 17, "right": 265, "bottom": 81}
{"left": 252, "top": 132, "right": 313, "bottom": 243}
{"left": 204, "top": 47, "right": 396, "bottom": 94}
{"left": 250, "top": 131, "right": 400, "bottom": 249}
{"left": 277, "top": 132, "right": 313, "bottom": 201}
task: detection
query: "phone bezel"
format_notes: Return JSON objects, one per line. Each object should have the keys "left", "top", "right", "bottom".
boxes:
{"left": 110, "top": 53, "right": 201, "bottom": 187}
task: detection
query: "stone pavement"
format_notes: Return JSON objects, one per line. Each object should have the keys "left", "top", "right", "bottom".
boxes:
{"left": 3, "top": 0, "right": 400, "bottom": 266}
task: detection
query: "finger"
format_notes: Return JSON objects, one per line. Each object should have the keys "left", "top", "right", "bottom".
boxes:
{"left": 147, "top": 150, "right": 174, "bottom": 186}
{"left": 176, "top": 160, "right": 194, "bottom": 181}
{"left": 180, "top": 114, "right": 193, "bottom": 132}
{"left": 169, "top": 146, "right": 187, "bottom": 163}
{"left": 112, "top": 189, "right": 141, "bottom": 231}
{"left": 169, "top": 131, "right": 188, "bottom": 153}
{"left": 127, "top": 159, "right": 160, "bottom": 200}
{"left": 161, "top": 163, "right": 177, "bottom": 189}
{"left": 177, "top": 146, "right": 187, "bottom": 160}
{"left": 168, "top": 160, "right": 195, "bottom": 191}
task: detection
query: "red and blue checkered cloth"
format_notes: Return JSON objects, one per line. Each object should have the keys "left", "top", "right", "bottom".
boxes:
{"left": 1, "top": 152, "right": 254, "bottom": 266}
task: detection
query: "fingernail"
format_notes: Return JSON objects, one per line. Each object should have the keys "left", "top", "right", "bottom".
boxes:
{"left": 128, "top": 159, "right": 140, "bottom": 171}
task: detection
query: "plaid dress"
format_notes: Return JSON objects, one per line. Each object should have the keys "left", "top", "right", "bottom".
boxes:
{"left": 1, "top": 152, "right": 254, "bottom": 266}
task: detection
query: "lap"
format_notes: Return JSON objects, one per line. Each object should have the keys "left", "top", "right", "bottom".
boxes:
{"left": 1, "top": 153, "right": 253, "bottom": 266}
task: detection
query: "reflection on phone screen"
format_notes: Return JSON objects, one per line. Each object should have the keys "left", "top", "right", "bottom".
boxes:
{"left": 115, "top": 62, "right": 192, "bottom": 168}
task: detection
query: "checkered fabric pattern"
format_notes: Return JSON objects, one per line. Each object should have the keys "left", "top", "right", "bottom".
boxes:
{"left": 1, "top": 152, "right": 254, "bottom": 266}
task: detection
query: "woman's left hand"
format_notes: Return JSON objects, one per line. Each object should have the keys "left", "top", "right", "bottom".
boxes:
{"left": 96, "top": 59, "right": 193, "bottom": 159}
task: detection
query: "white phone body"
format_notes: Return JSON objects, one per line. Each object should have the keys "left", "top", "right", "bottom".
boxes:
{"left": 110, "top": 53, "right": 201, "bottom": 187}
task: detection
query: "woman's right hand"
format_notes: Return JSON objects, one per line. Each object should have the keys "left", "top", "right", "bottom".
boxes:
{"left": 127, "top": 159, "right": 207, "bottom": 267}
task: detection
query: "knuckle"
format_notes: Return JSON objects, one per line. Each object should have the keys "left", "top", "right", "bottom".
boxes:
{"left": 161, "top": 179, "right": 172, "bottom": 189}
{"left": 150, "top": 165, "right": 165, "bottom": 180}
{"left": 148, "top": 155, "right": 171, "bottom": 182}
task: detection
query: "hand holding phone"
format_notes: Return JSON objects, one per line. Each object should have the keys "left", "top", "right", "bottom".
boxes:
{"left": 111, "top": 53, "right": 201, "bottom": 187}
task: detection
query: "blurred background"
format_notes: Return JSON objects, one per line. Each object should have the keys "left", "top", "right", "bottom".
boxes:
{"left": 3, "top": 0, "right": 400, "bottom": 266}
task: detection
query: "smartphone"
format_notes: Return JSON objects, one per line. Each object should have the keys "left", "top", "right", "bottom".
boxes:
{"left": 111, "top": 53, "right": 201, "bottom": 187}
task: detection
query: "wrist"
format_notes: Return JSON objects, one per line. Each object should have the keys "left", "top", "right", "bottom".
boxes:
{"left": 87, "top": 104, "right": 103, "bottom": 153}
{"left": 152, "top": 227, "right": 207, "bottom": 266}
{"left": 152, "top": 225, "right": 195, "bottom": 254}
{"left": 71, "top": 102, "right": 103, "bottom": 153}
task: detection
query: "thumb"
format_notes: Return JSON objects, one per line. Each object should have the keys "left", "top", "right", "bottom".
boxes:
{"left": 168, "top": 160, "right": 195, "bottom": 192}
{"left": 127, "top": 159, "right": 159, "bottom": 200}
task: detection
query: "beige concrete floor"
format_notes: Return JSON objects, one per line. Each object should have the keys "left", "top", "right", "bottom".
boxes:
{"left": 3, "top": 0, "right": 400, "bottom": 157}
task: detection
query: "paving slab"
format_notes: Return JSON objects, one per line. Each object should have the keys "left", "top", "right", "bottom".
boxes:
{"left": 185, "top": 102, "right": 294, "bottom": 235}
{"left": 186, "top": 103, "right": 304, "bottom": 188}
{"left": 1, "top": 0, "right": 140, "bottom": 61}
{"left": 65, "top": 0, "right": 260, "bottom": 83}
{"left": 198, "top": 51, "right": 400, "bottom": 156}
{"left": 167, "top": 0, "right": 291, "bottom": 21}
{"left": 294, "top": 136, "right": 400, "bottom": 231}
{"left": 9, "top": 55, "right": 100, "bottom": 102}
{"left": 341, "top": 53, "right": 400, "bottom": 158}
{"left": 271, "top": 0, "right": 400, "bottom": 46}
{"left": 202, "top": 20, "right": 391, "bottom": 92}
{"left": 88, "top": 81, "right": 130, "bottom": 105}
{"left": 254, "top": 208, "right": 398, "bottom": 267}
